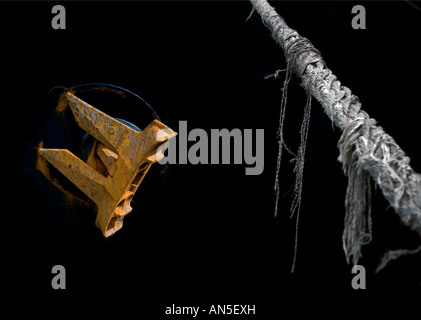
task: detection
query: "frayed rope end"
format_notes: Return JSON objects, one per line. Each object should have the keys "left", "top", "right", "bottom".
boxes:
{"left": 375, "top": 245, "right": 421, "bottom": 273}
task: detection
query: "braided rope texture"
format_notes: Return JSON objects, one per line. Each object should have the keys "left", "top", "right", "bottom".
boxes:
{"left": 250, "top": 0, "right": 421, "bottom": 264}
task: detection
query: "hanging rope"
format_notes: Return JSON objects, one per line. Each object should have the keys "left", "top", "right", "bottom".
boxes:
{"left": 249, "top": 0, "right": 421, "bottom": 267}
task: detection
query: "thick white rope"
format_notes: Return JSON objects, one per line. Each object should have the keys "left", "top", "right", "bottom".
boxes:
{"left": 249, "top": 0, "right": 421, "bottom": 265}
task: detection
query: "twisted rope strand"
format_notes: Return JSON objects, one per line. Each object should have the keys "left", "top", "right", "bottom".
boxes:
{"left": 274, "top": 62, "right": 292, "bottom": 217}
{"left": 250, "top": 0, "right": 421, "bottom": 265}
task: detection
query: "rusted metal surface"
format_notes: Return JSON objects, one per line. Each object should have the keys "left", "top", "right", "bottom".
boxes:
{"left": 38, "top": 92, "right": 177, "bottom": 237}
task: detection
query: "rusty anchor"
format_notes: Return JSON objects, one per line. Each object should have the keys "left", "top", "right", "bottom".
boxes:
{"left": 38, "top": 91, "right": 177, "bottom": 237}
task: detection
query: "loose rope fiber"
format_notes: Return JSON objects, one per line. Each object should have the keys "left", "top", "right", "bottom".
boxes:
{"left": 249, "top": 0, "right": 421, "bottom": 266}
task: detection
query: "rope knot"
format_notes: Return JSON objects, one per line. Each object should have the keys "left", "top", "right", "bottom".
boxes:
{"left": 284, "top": 37, "right": 322, "bottom": 77}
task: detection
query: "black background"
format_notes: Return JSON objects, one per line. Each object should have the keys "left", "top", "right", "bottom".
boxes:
{"left": 3, "top": 1, "right": 421, "bottom": 317}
